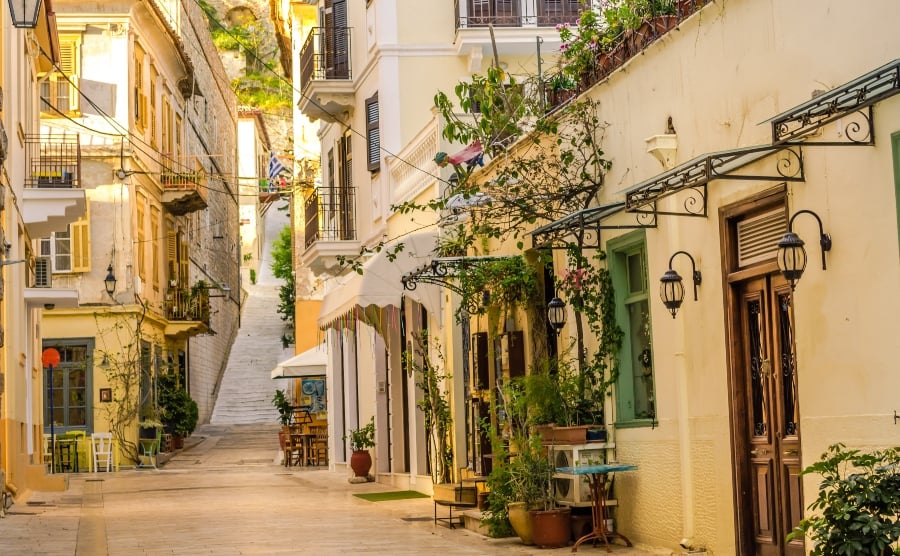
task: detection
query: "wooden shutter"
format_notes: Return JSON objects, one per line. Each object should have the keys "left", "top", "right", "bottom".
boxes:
{"left": 71, "top": 204, "right": 91, "bottom": 272}
{"left": 136, "top": 194, "right": 146, "bottom": 281}
{"left": 178, "top": 235, "right": 189, "bottom": 287}
{"left": 472, "top": 332, "right": 489, "bottom": 390}
{"left": 506, "top": 331, "right": 525, "bottom": 379}
{"left": 366, "top": 93, "right": 380, "bottom": 172}
{"left": 134, "top": 44, "right": 145, "bottom": 128}
{"left": 58, "top": 37, "right": 80, "bottom": 111}
{"left": 167, "top": 231, "right": 178, "bottom": 285}
{"left": 150, "top": 206, "right": 160, "bottom": 290}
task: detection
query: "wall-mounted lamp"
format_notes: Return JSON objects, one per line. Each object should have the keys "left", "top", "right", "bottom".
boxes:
{"left": 7, "top": 0, "right": 43, "bottom": 28}
{"left": 547, "top": 297, "right": 567, "bottom": 335}
{"left": 659, "top": 251, "right": 702, "bottom": 319}
{"left": 99, "top": 353, "right": 109, "bottom": 368}
{"left": 104, "top": 264, "right": 117, "bottom": 296}
{"left": 777, "top": 209, "right": 832, "bottom": 290}
{"left": 209, "top": 283, "right": 232, "bottom": 298}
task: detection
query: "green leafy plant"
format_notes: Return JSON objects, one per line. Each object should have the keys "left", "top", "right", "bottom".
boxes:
{"left": 346, "top": 417, "right": 375, "bottom": 451}
{"left": 406, "top": 333, "right": 454, "bottom": 485}
{"left": 270, "top": 226, "right": 295, "bottom": 328}
{"left": 271, "top": 389, "right": 293, "bottom": 426}
{"left": 158, "top": 374, "right": 199, "bottom": 438}
{"left": 249, "top": 268, "right": 256, "bottom": 284}
{"left": 787, "top": 443, "right": 900, "bottom": 555}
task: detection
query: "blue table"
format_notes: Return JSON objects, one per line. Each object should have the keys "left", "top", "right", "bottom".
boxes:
{"left": 555, "top": 463, "right": 637, "bottom": 552}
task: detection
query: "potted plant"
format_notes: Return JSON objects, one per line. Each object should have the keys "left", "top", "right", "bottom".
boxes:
{"left": 159, "top": 372, "right": 198, "bottom": 449}
{"left": 345, "top": 417, "right": 375, "bottom": 478}
{"left": 787, "top": 444, "right": 900, "bottom": 554}
{"left": 271, "top": 389, "right": 293, "bottom": 428}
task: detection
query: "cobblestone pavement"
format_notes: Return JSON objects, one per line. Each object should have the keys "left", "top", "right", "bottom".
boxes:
{"left": 0, "top": 424, "right": 665, "bottom": 556}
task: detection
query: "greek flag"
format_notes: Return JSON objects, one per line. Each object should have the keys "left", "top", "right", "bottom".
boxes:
{"left": 268, "top": 152, "right": 286, "bottom": 180}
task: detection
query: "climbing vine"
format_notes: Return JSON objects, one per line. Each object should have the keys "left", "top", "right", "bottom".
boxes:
{"left": 405, "top": 333, "right": 453, "bottom": 485}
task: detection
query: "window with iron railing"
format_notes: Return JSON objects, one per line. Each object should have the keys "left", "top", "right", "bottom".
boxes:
{"left": 457, "top": 0, "right": 584, "bottom": 29}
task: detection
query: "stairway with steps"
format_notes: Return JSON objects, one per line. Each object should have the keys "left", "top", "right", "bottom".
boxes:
{"left": 210, "top": 208, "right": 292, "bottom": 425}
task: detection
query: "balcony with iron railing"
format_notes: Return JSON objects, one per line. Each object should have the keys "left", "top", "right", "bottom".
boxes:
{"left": 542, "top": 0, "right": 712, "bottom": 113}
{"left": 298, "top": 26, "right": 355, "bottom": 123}
{"left": 164, "top": 285, "right": 210, "bottom": 338}
{"left": 160, "top": 155, "right": 208, "bottom": 215}
{"left": 22, "top": 134, "right": 86, "bottom": 238}
{"left": 300, "top": 186, "right": 359, "bottom": 276}
{"left": 455, "top": 0, "right": 585, "bottom": 58}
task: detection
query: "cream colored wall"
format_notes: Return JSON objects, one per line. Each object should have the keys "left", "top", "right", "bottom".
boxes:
{"left": 564, "top": 0, "right": 900, "bottom": 552}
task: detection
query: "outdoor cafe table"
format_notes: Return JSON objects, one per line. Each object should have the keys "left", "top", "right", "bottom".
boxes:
{"left": 554, "top": 463, "right": 637, "bottom": 552}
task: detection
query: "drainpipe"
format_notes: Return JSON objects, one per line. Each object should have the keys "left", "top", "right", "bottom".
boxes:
{"left": 675, "top": 316, "right": 695, "bottom": 548}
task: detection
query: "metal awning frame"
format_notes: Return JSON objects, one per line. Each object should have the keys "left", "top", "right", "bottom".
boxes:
{"left": 769, "top": 58, "right": 900, "bottom": 145}
{"left": 528, "top": 201, "right": 657, "bottom": 250}
{"left": 402, "top": 255, "right": 516, "bottom": 313}
{"left": 624, "top": 144, "right": 805, "bottom": 216}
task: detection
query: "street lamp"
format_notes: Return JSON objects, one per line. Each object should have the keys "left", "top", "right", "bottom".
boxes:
{"left": 104, "top": 264, "right": 117, "bottom": 296}
{"left": 659, "top": 251, "right": 702, "bottom": 319}
{"left": 547, "top": 297, "right": 566, "bottom": 335}
{"left": 777, "top": 209, "right": 832, "bottom": 290}
{"left": 7, "top": 0, "right": 43, "bottom": 28}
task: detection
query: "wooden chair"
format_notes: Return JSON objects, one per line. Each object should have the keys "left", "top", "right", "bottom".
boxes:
{"left": 309, "top": 425, "right": 328, "bottom": 466}
{"left": 285, "top": 425, "right": 307, "bottom": 466}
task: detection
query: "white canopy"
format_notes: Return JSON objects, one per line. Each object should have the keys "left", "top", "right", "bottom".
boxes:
{"left": 316, "top": 230, "right": 441, "bottom": 328}
{"left": 270, "top": 343, "right": 327, "bottom": 379}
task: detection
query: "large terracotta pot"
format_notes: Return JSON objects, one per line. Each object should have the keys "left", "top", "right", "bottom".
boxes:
{"left": 507, "top": 502, "right": 534, "bottom": 545}
{"left": 349, "top": 449, "right": 372, "bottom": 477}
{"left": 530, "top": 507, "right": 572, "bottom": 549}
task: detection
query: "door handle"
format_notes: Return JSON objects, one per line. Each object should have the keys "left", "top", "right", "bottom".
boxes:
{"left": 750, "top": 448, "right": 768, "bottom": 456}
{"left": 783, "top": 449, "right": 798, "bottom": 456}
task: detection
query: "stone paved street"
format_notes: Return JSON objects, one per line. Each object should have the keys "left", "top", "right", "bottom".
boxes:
{"left": 0, "top": 424, "right": 663, "bottom": 556}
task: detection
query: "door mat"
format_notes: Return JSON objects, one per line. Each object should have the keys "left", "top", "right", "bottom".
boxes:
{"left": 354, "top": 490, "right": 430, "bottom": 502}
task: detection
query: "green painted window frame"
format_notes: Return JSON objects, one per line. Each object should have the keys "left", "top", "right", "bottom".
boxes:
{"left": 892, "top": 131, "right": 900, "bottom": 259}
{"left": 607, "top": 230, "right": 656, "bottom": 428}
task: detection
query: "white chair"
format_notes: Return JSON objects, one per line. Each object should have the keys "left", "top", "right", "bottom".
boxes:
{"left": 43, "top": 434, "right": 54, "bottom": 472}
{"left": 91, "top": 432, "right": 113, "bottom": 472}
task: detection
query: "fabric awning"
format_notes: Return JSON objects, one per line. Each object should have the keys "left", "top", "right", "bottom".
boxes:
{"left": 271, "top": 343, "right": 328, "bottom": 379}
{"left": 317, "top": 230, "right": 441, "bottom": 329}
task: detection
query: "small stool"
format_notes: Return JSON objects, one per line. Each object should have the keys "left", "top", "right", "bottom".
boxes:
{"left": 138, "top": 438, "right": 158, "bottom": 469}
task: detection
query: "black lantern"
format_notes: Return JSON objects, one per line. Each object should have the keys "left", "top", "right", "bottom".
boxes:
{"left": 659, "top": 251, "right": 701, "bottom": 319}
{"left": 547, "top": 297, "right": 566, "bottom": 335}
{"left": 777, "top": 209, "right": 831, "bottom": 290}
{"left": 104, "top": 264, "right": 117, "bottom": 296}
{"left": 7, "top": 0, "right": 43, "bottom": 28}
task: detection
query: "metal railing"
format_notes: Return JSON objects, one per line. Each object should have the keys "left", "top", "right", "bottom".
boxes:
{"left": 25, "top": 134, "right": 81, "bottom": 188}
{"left": 456, "top": 0, "right": 586, "bottom": 29}
{"left": 300, "top": 27, "right": 352, "bottom": 93}
{"left": 303, "top": 186, "right": 356, "bottom": 250}
{"left": 159, "top": 155, "right": 203, "bottom": 191}
{"left": 542, "top": 0, "right": 713, "bottom": 113}
{"left": 165, "top": 286, "right": 210, "bottom": 324}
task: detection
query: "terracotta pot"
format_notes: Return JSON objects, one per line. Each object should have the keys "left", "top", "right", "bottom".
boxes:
{"left": 530, "top": 507, "right": 572, "bottom": 548}
{"left": 349, "top": 449, "right": 372, "bottom": 477}
{"left": 172, "top": 434, "right": 185, "bottom": 450}
{"left": 550, "top": 425, "right": 588, "bottom": 444}
{"left": 507, "top": 501, "right": 534, "bottom": 545}
{"left": 571, "top": 513, "right": 592, "bottom": 542}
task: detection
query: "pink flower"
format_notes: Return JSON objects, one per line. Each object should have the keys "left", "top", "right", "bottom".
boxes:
{"left": 562, "top": 268, "right": 588, "bottom": 290}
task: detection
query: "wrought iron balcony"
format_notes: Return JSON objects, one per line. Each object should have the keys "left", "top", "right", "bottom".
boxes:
{"left": 160, "top": 155, "right": 208, "bottom": 215}
{"left": 26, "top": 134, "right": 80, "bottom": 189}
{"left": 298, "top": 27, "right": 354, "bottom": 122}
{"left": 301, "top": 187, "right": 359, "bottom": 275}
{"left": 542, "top": 0, "right": 713, "bottom": 114}
{"left": 22, "top": 134, "right": 86, "bottom": 238}
{"left": 456, "top": 0, "right": 585, "bottom": 29}
{"left": 165, "top": 285, "right": 210, "bottom": 338}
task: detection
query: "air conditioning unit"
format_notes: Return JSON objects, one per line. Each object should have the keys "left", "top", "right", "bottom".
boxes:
{"left": 34, "top": 257, "right": 51, "bottom": 287}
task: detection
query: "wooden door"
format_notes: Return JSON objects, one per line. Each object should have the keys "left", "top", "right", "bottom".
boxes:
{"left": 734, "top": 274, "right": 804, "bottom": 556}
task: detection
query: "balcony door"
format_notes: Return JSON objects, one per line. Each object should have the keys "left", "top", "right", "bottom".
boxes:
{"left": 323, "top": 0, "right": 349, "bottom": 79}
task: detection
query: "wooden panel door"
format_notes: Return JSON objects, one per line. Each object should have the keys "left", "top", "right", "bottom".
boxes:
{"left": 735, "top": 275, "right": 804, "bottom": 556}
